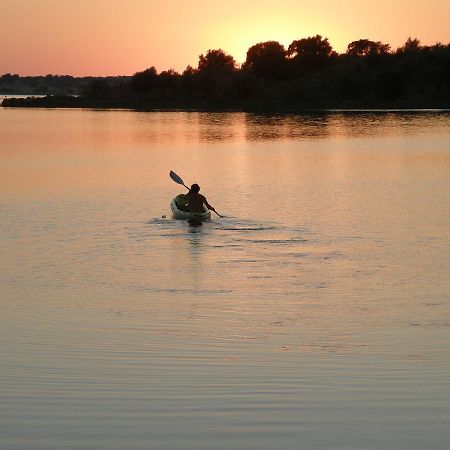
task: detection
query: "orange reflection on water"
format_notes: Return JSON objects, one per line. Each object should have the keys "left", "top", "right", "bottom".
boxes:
{"left": 1, "top": 109, "right": 449, "bottom": 200}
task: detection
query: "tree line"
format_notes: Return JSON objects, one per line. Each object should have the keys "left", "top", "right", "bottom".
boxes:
{"left": 0, "top": 74, "right": 130, "bottom": 96}
{"left": 3, "top": 36, "right": 450, "bottom": 109}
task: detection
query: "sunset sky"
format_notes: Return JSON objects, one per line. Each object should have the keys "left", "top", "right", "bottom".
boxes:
{"left": 2, "top": 0, "right": 449, "bottom": 76}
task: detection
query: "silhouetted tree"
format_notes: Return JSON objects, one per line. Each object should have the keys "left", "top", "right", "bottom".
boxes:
{"left": 5, "top": 34, "right": 450, "bottom": 109}
{"left": 158, "top": 69, "right": 179, "bottom": 86}
{"left": 403, "top": 37, "right": 421, "bottom": 52}
{"left": 1, "top": 73, "right": 20, "bottom": 81}
{"left": 288, "top": 35, "right": 334, "bottom": 73}
{"left": 182, "top": 65, "right": 197, "bottom": 76}
{"left": 83, "top": 79, "right": 111, "bottom": 100}
{"left": 443, "top": 54, "right": 450, "bottom": 90}
{"left": 131, "top": 67, "right": 158, "bottom": 93}
{"left": 243, "top": 41, "right": 287, "bottom": 80}
{"left": 198, "top": 49, "right": 236, "bottom": 76}
{"left": 193, "top": 50, "right": 235, "bottom": 99}
{"left": 179, "top": 65, "right": 197, "bottom": 97}
{"left": 347, "top": 39, "right": 391, "bottom": 57}
{"left": 156, "top": 69, "right": 181, "bottom": 99}
{"left": 374, "top": 66, "right": 407, "bottom": 100}
{"left": 231, "top": 69, "right": 259, "bottom": 100}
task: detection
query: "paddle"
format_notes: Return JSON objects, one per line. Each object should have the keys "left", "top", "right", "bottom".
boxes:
{"left": 169, "top": 170, "right": 190, "bottom": 190}
{"left": 169, "top": 170, "right": 222, "bottom": 218}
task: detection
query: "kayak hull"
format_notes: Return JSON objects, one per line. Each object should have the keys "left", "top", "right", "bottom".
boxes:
{"left": 170, "top": 195, "right": 211, "bottom": 221}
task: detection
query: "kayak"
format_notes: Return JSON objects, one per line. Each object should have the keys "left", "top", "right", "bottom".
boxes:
{"left": 170, "top": 194, "right": 211, "bottom": 221}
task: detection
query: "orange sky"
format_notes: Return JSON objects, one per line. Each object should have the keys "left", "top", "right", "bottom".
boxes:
{"left": 1, "top": 0, "right": 449, "bottom": 76}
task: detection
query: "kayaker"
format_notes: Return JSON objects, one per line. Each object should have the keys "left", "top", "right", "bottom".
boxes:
{"left": 185, "top": 183, "right": 218, "bottom": 214}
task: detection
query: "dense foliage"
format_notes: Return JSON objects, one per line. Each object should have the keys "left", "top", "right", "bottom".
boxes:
{"left": 3, "top": 36, "right": 450, "bottom": 109}
{"left": 0, "top": 74, "right": 130, "bottom": 96}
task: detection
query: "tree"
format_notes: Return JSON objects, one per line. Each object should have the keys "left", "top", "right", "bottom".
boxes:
{"left": 287, "top": 35, "right": 334, "bottom": 72}
{"left": 198, "top": 49, "right": 236, "bottom": 76}
{"left": 347, "top": 39, "right": 391, "bottom": 57}
{"left": 131, "top": 67, "right": 158, "bottom": 93}
{"left": 374, "top": 66, "right": 407, "bottom": 100}
{"left": 404, "top": 37, "right": 421, "bottom": 51}
{"left": 83, "top": 78, "right": 111, "bottom": 100}
{"left": 243, "top": 41, "right": 287, "bottom": 80}
{"left": 396, "top": 37, "right": 421, "bottom": 56}
{"left": 231, "top": 69, "right": 258, "bottom": 100}
{"left": 180, "top": 66, "right": 197, "bottom": 96}
{"left": 182, "top": 65, "right": 196, "bottom": 76}
{"left": 157, "top": 69, "right": 180, "bottom": 97}
{"left": 1, "top": 73, "right": 20, "bottom": 81}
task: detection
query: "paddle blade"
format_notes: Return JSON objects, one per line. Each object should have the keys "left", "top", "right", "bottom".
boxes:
{"left": 169, "top": 170, "right": 184, "bottom": 185}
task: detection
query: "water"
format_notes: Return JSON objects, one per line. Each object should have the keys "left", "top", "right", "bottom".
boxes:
{"left": 1, "top": 108, "right": 449, "bottom": 449}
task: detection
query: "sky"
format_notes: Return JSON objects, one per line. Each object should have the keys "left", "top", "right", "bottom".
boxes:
{"left": 1, "top": 0, "right": 450, "bottom": 76}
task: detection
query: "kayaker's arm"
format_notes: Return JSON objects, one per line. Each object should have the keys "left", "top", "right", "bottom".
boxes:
{"left": 205, "top": 199, "right": 223, "bottom": 218}
{"left": 203, "top": 199, "right": 216, "bottom": 212}
{"left": 199, "top": 193, "right": 223, "bottom": 217}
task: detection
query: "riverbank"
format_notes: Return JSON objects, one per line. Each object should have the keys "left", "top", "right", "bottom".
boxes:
{"left": 2, "top": 94, "right": 449, "bottom": 112}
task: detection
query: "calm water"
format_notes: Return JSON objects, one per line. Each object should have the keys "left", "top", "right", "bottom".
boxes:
{"left": 1, "top": 108, "right": 449, "bottom": 450}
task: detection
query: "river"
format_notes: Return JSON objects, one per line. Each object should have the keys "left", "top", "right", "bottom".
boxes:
{"left": 1, "top": 108, "right": 449, "bottom": 449}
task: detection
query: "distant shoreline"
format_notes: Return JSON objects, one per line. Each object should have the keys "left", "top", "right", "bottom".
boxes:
{"left": 2, "top": 39, "right": 450, "bottom": 113}
{"left": 2, "top": 94, "right": 449, "bottom": 113}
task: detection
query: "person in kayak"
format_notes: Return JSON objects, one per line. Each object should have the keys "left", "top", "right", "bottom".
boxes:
{"left": 185, "top": 183, "right": 218, "bottom": 214}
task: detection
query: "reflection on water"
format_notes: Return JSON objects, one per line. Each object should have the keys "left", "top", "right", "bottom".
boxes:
{"left": 191, "top": 110, "right": 450, "bottom": 142}
{"left": 244, "top": 111, "right": 450, "bottom": 141}
{"left": 244, "top": 113, "right": 335, "bottom": 141}
{"left": 1, "top": 108, "right": 450, "bottom": 450}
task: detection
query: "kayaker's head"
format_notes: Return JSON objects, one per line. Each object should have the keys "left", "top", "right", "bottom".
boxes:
{"left": 190, "top": 183, "right": 200, "bottom": 193}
